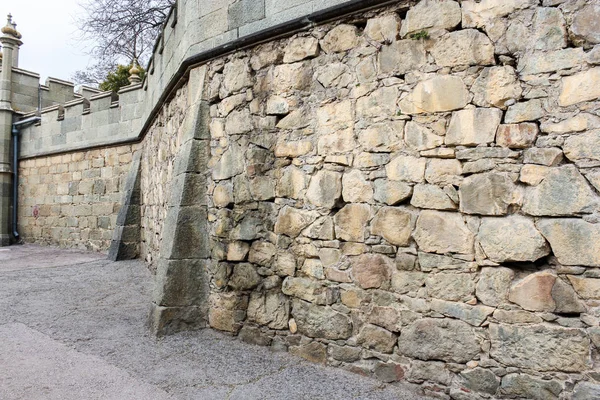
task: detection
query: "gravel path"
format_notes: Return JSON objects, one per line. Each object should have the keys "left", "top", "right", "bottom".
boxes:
{"left": 0, "top": 244, "right": 431, "bottom": 400}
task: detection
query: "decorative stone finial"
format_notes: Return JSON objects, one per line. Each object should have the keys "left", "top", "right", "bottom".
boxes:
{"left": 128, "top": 58, "right": 142, "bottom": 84}
{"left": 1, "top": 13, "right": 21, "bottom": 39}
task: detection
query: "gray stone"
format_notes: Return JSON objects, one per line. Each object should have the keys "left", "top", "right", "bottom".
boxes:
{"left": 328, "top": 344, "right": 361, "bottom": 363}
{"left": 407, "top": 360, "right": 452, "bottom": 385}
{"left": 523, "top": 148, "right": 563, "bottom": 166}
{"left": 413, "top": 211, "right": 475, "bottom": 254}
{"left": 357, "top": 324, "right": 397, "bottom": 353}
{"left": 460, "top": 172, "right": 521, "bottom": 216}
{"left": 573, "top": 382, "right": 600, "bottom": 400}
{"left": 291, "top": 299, "right": 352, "bottom": 340}
{"left": 431, "top": 299, "right": 494, "bottom": 326}
{"left": 478, "top": 216, "right": 550, "bottom": 262}
{"left": 281, "top": 277, "right": 337, "bottom": 305}
{"left": 378, "top": 40, "right": 426, "bottom": 75}
{"left": 505, "top": 99, "right": 545, "bottom": 123}
{"left": 476, "top": 267, "right": 514, "bottom": 307}
{"left": 564, "top": 130, "right": 600, "bottom": 163}
{"left": 228, "top": 0, "right": 264, "bottom": 29}
{"left": 460, "top": 367, "right": 500, "bottom": 395}
{"left": 398, "top": 318, "right": 481, "bottom": 363}
{"left": 537, "top": 218, "right": 600, "bottom": 267}
{"left": 289, "top": 341, "right": 327, "bottom": 364}
{"left": 493, "top": 309, "right": 543, "bottom": 324}
{"left": 306, "top": 170, "right": 342, "bottom": 209}
{"left": 161, "top": 206, "right": 209, "bottom": 260}
{"left": 247, "top": 291, "right": 289, "bottom": 330}
{"left": 238, "top": 325, "right": 272, "bottom": 347}
{"left": 552, "top": 278, "right": 585, "bottom": 313}
{"left": 489, "top": 323, "right": 591, "bottom": 372}
{"left": 373, "top": 362, "right": 405, "bottom": 383}
{"left": 519, "top": 48, "right": 586, "bottom": 75}
{"left": 456, "top": 147, "right": 520, "bottom": 161}
{"left": 500, "top": 373, "right": 563, "bottom": 400}
{"left": 523, "top": 166, "right": 597, "bottom": 216}
{"left": 418, "top": 252, "right": 476, "bottom": 272}
{"left": 391, "top": 271, "right": 427, "bottom": 294}
{"left": 570, "top": 4, "right": 600, "bottom": 46}
{"left": 212, "top": 142, "right": 245, "bottom": 180}
{"left": 426, "top": 272, "right": 476, "bottom": 302}
{"left": 446, "top": 108, "right": 502, "bottom": 146}
{"left": 229, "top": 263, "right": 261, "bottom": 291}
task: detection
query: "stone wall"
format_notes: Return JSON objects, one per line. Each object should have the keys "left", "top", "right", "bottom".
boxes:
{"left": 163, "top": 0, "right": 600, "bottom": 398}
{"left": 18, "top": 144, "right": 138, "bottom": 251}
{"left": 139, "top": 84, "right": 189, "bottom": 268}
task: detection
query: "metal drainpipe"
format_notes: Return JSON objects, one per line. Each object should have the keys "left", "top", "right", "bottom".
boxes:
{"left": 11, "top": 116, "right": 41, "bottom": 241}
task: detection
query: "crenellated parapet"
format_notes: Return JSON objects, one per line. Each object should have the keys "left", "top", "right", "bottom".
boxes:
{"left": 19, "top": 82, "right": 144, "bottom": 157}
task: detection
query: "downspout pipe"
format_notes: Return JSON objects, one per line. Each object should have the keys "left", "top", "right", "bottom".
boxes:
{"left": 11, "top": 116, "right": 40, "bottom": 241}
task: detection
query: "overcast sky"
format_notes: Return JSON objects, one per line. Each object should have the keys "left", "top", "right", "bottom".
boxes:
{"left": 2, "top": 0, "right": 91, "bottom": 83}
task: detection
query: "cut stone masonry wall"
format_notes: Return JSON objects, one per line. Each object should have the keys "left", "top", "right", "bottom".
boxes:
{"left": 148, "top": 0, "right": 600, "bottom": 398}
{"left": 18, "top": 144, "right": 139, "bottom": 251}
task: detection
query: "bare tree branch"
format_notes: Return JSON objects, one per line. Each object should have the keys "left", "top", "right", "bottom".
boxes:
{"left": 72, "top": 0, "right": 174, "bottom": 86}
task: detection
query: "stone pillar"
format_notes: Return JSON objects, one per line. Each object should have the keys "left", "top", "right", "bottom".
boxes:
{"left": 0, "top": 15, "right": 22, "bottom": 245}
{"left": 149, "top": 66, "right": 211, "bottom": 336}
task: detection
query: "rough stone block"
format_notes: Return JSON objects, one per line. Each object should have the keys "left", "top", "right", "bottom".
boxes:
{"left": 398, "top": 318, "right": 481, "bottom": 363}
{"left": 489, "top": 323, "right": 591, "bottom": 372}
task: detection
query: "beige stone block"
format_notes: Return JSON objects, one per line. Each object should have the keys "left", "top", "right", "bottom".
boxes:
{"left": 400, "top": 0, "right": 461, "bottom": 37}
{"left": 399, "top": 75, "right": 469, "bottom": 114}
{"left": 559, "top": 67, "right": 600, "bottom": 107}
{"left": 371, "top": 207, "right": 413, "bottom": 246}
{"left": 364, "top": 14, "right": 401, "bottom": 42}
{"left": 283, "top": 37, "right": 319, "bottom": 63}
{"left": 334, "top": 204, "right": 372, "bottom": 242}
{"left": 321, "top": 24, "right": 359, "bottom": 53}
{"left": 413, "top": 210, "right": 475, "bottom": 254}
{"left": 496, "top": 123, "right": 538, "bottom": 149}
{"left": 445, "top": 108, "right": 502, "bottom": 146}
{"left": 431, "top": 29, "right": 495, "bottom": 67}
{"left": 386, "top": 155, "right": 426, "bottom": 183}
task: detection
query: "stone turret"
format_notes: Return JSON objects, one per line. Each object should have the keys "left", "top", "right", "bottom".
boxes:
{"left": 0, "top": 13, "right": 22, "bottom": 245}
